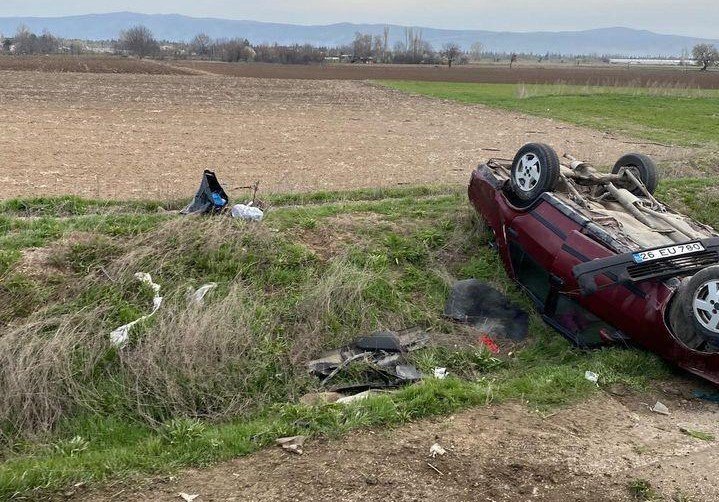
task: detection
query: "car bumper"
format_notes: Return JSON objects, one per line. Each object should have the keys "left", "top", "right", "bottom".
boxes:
{"left": 573, "top": 237, "right": 719, "bottom": 296}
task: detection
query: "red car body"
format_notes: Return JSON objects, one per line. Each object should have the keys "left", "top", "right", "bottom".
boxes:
{"left": 469, "top": 164, "right": 719, "bottom": 385}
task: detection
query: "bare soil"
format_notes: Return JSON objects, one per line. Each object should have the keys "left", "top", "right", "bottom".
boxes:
{"left": 73, "top": 379, "right": 719, "bottom": 502}
{"left": 0, "top": 71, "right": 692, "bottom": 200}
{"left": 175, "top": 61, "right": 719, "bottom": 88}
{"left": 0, "top": 56, "right": 196, "bottom": 75}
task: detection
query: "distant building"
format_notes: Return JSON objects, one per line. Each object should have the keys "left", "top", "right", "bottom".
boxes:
{"left": 609, "top": 58, "right": 696, "bottom": 66}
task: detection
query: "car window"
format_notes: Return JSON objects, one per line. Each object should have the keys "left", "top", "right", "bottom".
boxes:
{"left": 552, "top": 295, "right": 614, "bottom": 346}
{"left": 509, "top": 242, "right": 550, "bottom": 303}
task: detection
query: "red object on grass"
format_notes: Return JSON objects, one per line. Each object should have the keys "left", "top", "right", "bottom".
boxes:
{"left": 479, "top": 334, "right": 500, "bottom": 354}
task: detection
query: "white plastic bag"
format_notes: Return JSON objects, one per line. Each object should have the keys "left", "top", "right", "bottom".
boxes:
{"left": 231, "top": 204, "right": 264, "bottom": 221}
{"left": 110, "top": 273, "right": 163, "bottom": 348}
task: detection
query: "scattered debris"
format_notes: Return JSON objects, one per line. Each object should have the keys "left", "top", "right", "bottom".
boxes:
{"left": 355, "top": 331, "right": 402, "bottom": 352}
{"left": 181, "top": 170, "right": 229, "bottom": 215}
{"left": 336, "top": 390, "right": 385, "bottom": 404}
{"left": 433, "top": 368, "right": 448, "bottom": 379}
{"left": 426, "top": 462, "right": 444, "bottom": 476}
{"left": 276, "top": 436, "right": 306, "bottom": 455}
{"left": 429, "top": 443, "right": 447, "bottom": 458}
{"left": 444, "top": 279, "right": 529, "bottom": 341}
{"left": 679, "top": 427, "right": 715, "bottom": 441}
{"left": 306, "top": 329, "right": 429, "bottom": 397}
{"left": 110, "top": 272, "right": 163, "bottom": 348}
{"left": 650, "top": 401, "right": 670, "bottom": 416}
{"left": 478, "top": 333, "right": 500, "bottom": 354}
{"left": 179, "top": 493, "right": 199, "bottom": 502}
{"left": 395, "top": 365, "right": 423, "bottom": 381}
{"left": 187, "top": 283, "right": 218, "bottom": 306}
{"left": 231, "top": 203, "right": 264, "bottom": 221}
{"left": 584, "top": 371, "right": 599, "bottom": 385}
{"left": 299, "top": 392, "right": 343, "bottom": 407}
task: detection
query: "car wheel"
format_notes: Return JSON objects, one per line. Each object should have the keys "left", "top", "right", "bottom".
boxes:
{"left": 508, "top": 143, "right": 560, "bottom": 203}
{"left": 612, "top": 153, "right": 659, "bottom": 196}
{"left": 682, "top": 266, "right": 719, "bottom": 345}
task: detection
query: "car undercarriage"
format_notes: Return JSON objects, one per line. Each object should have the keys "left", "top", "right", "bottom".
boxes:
{"left": 469, "top": 143, "right": 719, "bottom": 384}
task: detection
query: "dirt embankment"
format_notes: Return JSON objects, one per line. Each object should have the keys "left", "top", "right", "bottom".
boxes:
{"left": 73, "top": 380, "right": 719, "bottom": 501}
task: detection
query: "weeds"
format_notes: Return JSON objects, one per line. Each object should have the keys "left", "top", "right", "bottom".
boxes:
{"left": 2, "top": 181, "right": 712, "bottom": 497}
{"left": 629, "top": 479, "right": 659, "bottom": 501}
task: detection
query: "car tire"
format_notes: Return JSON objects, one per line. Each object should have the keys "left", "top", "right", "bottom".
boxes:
{"left": 612, "top": 153, "right": 659, "bottom": 196}
{"left": 508, "top": 143, "right": 560, "bottom": 203}
{"left": 681, "top": 266, "right": 719, "bottom": 345}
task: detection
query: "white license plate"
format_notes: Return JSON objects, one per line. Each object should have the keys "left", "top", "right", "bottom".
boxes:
{"left": 633, "top": 242, "right": 705, "bottom": 263}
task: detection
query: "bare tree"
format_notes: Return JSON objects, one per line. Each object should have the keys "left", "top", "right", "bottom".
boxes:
{"left": 191, "top": 33, "right": 211, "bottom": 57}
{"left": 469, "top": 41, "right": 484, "bottom": 61}
{"left": 12, "top": 25, "right": 60, "bottom": 55}
{"left": 692, "top": 43, "right": 719, "bottom": 71}
{"left": 117, "top": 25, "right": 159, "bottom": 58}
{"left": 442, "top": 42, "right": 462, "bottom": 68}
{"left": 352, "top": 32, "right": 373, "bottom": 61}
{"left": 382, "top": 26, "right": 390, "bottom": 63}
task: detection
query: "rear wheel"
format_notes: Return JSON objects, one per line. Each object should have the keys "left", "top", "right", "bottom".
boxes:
{"left": 612, "top": 153, "right": 659, "bottom": 196}
{"left": 508, "top": 143, "right": 560, "bottom": 203}
{"left": 681, "top": 266, "right": 719, "bottom": 345}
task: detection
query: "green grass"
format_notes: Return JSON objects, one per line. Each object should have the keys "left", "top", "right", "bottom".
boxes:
{"left": 5, "top": 178, "right": 719, "bottom": 498}
{"left": 379, "top": 81, "right": 719, "bottom": 147}
{"left": 629, "top": 479, "right": 659, "bottom": 501}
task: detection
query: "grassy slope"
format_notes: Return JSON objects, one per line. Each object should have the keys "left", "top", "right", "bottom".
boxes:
{"left": 3, "top": 179, "right": 718, "bottom": 498}
{"left": 378, "top": 81, "right": 719, "bottom": 147}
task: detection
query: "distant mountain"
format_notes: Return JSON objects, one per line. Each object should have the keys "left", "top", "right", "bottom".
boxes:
{"left": 0, "top": 12, "right": 716, "bottom": 57}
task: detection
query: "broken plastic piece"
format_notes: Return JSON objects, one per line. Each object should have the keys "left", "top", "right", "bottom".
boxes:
{"left": 395, "top": 365, "right": 422, "bottom": 381}
{"left": 187, "top": 283, "right": 217, "bottom": 306}
{"left": 433, "top": 368, "right": 448, "bottom": 379}
{"left": 276, "top": 436, "right": 306, "bottom": 455}
{"left": 355, "top": 331, "right": 402, "bottom": 352}
{"left": 479, "top": 334, "right": 500, "bottom": 354}
{"left": 650, "top": 401, "right": 670, "bottom": 415}
{"left": 429, "top": 443, "right": 447, "bottom": 458}
{"left": 584, "top": 371, "right": 599, "bottom": 384}
{"left": 336, "top": 390, "right": 382, "bottom": 404}
{"left": 179, "top": 494, "right": 199, "bottom": 502}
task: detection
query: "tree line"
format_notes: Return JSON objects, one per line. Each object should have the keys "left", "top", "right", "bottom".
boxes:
{"left": 2, "top": 24, "right": 718, "bottom": 70}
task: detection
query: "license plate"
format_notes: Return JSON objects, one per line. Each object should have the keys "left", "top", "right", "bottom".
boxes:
{"left": 633, "top": 242, "right": 705, "bottom": 263}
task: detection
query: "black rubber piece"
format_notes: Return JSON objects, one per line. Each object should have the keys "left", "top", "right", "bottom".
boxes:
{"left": 508, "top": 143, "right": 561, "bottom": 203}
{"left": 355, "top": 331, "right": 403, "bottom": 352}
{"left": 681, "top": 266, "right": 719, "bottom": 345}
{"left": 612, "top": 153, "right": 659, "bottom": 196}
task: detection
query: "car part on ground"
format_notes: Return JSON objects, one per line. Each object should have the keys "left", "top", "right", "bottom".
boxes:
{"left": 469, "top": 143, "right": 719, "bottom": 385}
{"left": 443, "top": 279, "right": 529, "bottom": 341}
{"left": 306, "top": 330, "right": 430, "bottom": 394}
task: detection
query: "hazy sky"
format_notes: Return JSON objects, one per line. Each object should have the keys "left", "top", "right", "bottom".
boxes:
{"left": 1, "top": 1, "right": 717, "bottom": 38}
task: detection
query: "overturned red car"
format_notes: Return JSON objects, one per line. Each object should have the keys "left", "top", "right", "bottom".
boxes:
{"left": 469, "top": 143, "right": 719, "bottom": 384}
